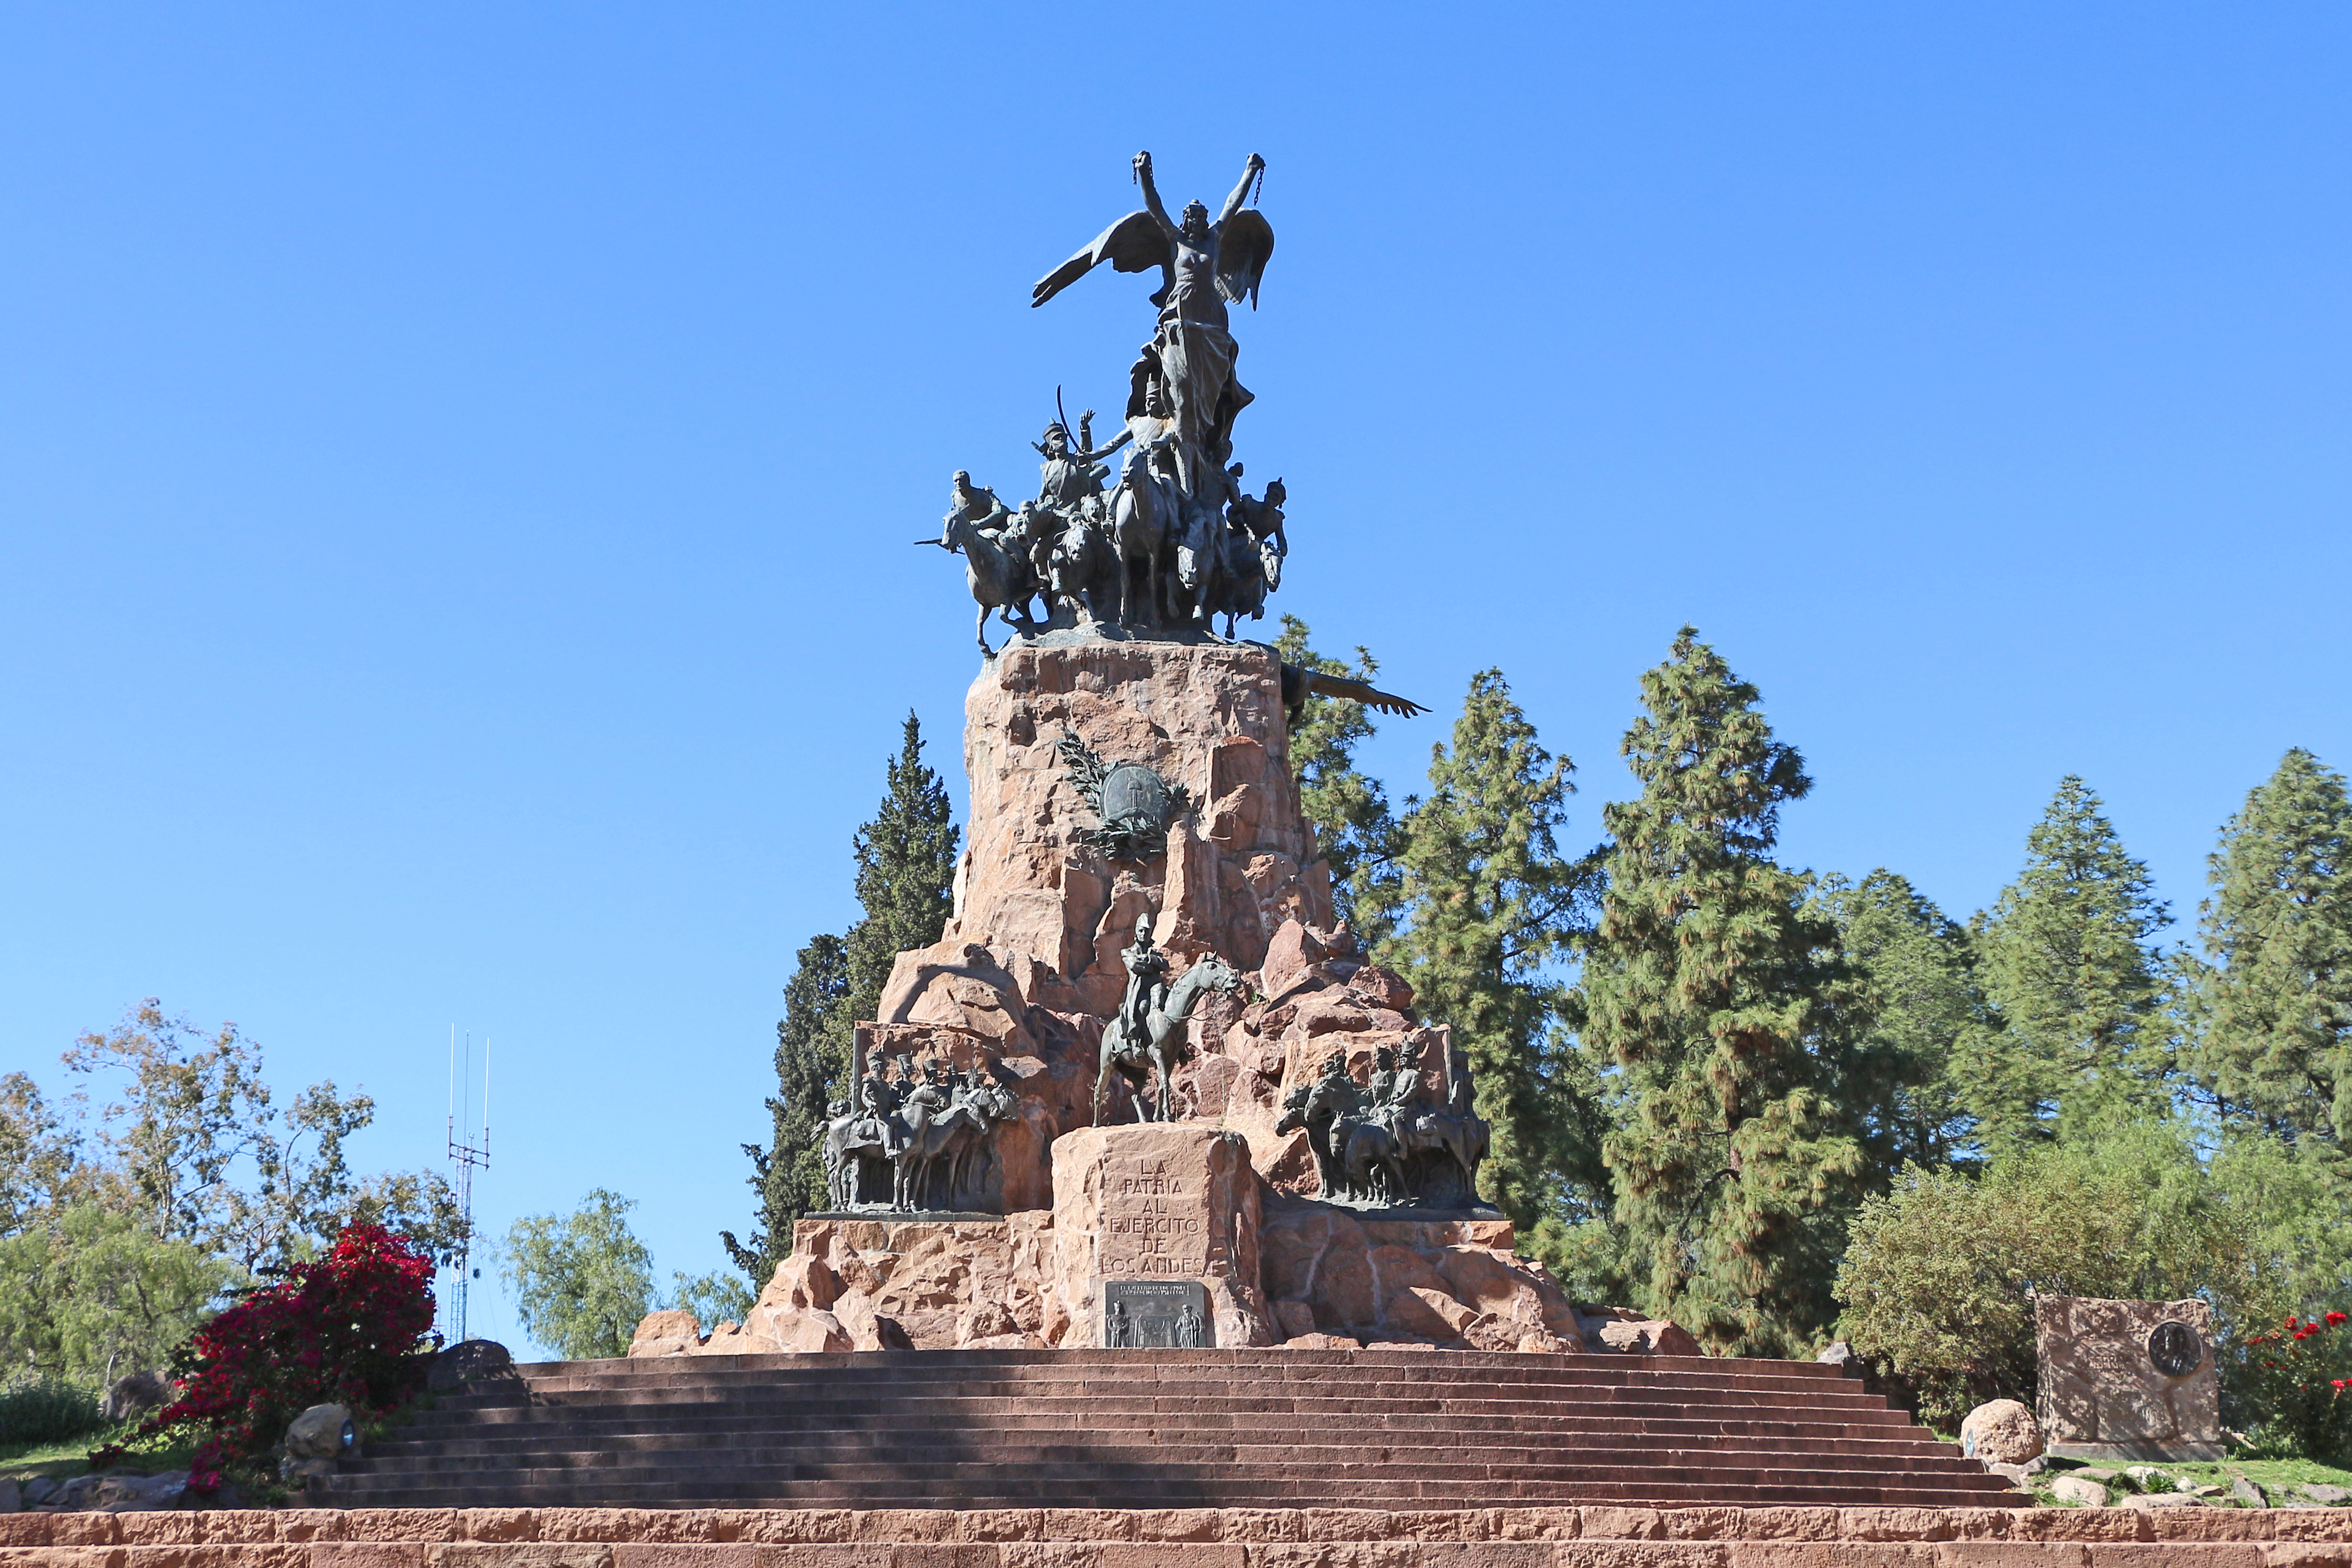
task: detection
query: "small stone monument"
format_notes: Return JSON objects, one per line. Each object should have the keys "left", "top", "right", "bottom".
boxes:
{"left": 2035, "top": 1295, "right": 2223, "bottom": 1461}
{"left": 1050, "top": 1122, "right": 1273, "bottom": 1347}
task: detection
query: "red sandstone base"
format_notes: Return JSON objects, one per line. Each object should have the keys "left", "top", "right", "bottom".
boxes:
{"left": 6, "top": 1504, "right": 2348, "bottom": 1567}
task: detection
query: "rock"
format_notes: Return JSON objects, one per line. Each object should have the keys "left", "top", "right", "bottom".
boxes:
{"left": 1259, "top": 919, "right": 1329, "bottom": 1001}
{"left": 427, "top": 1338, "right": 517, "bottom": 1391}
{"left": 0, "top": 1477, "right": 18, "bottom": 1513}
{"left": 1959, "top": 1399, "right": 2044, "bottom": 1464}
{"left": 2049, "top": 1476, "right": 2111, "bottom": 1508}
{"left": 21, "top": 1476, "right": 60, "bottom": 1506}
{"left": 1817, "top": 1340, "right": 1857, "bottom": 1368}
{"left": 91, "top": 1470, "right": 189, "bottom": 1512}
{"left": 2230, "top": 1477, "right": 2269, "bottom": 1508}
{"left": 1386, "top": 1285, "right": 1479, "bottom": 1341}
{"left": 778, "top": 1308, "right": 853, "bottom": 1353}
{"left": 1283, "top": 1333, "right": 1362, "bottom": 1349}
{"left": 101, "top": 1370, "right": 168, "bottom": 1423}
{"left": 627, "top": 1308, "right": 704, "bottom": 1358}
{"left": 1433, "top": 1245, "right": 1580, "bottom": 1339}
{"left": 959, "top": 1302, "right": 1019, "bottom": 1343}
{"left": 949, "top": 642, "right": 1334, "bottom": 984}
{"left": 1986, "top": 1461, "right": 2037, "bottom": 1488}
{"left": 830, "top": 1291, "right": 917, "bottom": 1351}
{"left": 1515, "top": 1328, "right": 1575, "bottom": 1355}
{"left": 284, "top": 1403, "right": 354, "bottom": 1460}
{"left": 2119, "top": 1491, "right": 2206, "bottom": 1510}
{"left": 1048, "top": 1123, "right": 1273, "bottom": 1348}
{"left": 1596, "top": 1317, "right": 1701, "bottom": 1356}
{"left": 1271, "top": 1300, "right": 1317, "bottom": 1339}
{"left": 964, "top": 1330, "right": 1046, "bottom": 1349}
{"left": 2299, "top": 1484, "right": 2350, "bottom": 1505}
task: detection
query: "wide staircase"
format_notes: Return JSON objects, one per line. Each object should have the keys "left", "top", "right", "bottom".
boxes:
{"left": 323, "top": 1348, "right": 2016, "bottom": 1511}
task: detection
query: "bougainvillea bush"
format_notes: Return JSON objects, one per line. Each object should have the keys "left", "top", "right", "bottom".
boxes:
{"left": 92, "top": 1223, "right": 436, "bottom": 1490}
{"left": 2233, "top": 1309, "right": 2352, "bottom": 1461}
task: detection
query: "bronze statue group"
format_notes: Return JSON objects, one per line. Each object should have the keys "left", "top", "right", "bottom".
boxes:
{"left": 928, "top": 151, "right": 1290, "bottom": 653}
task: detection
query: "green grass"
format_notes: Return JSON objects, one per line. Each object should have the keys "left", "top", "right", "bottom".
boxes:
{"left": 0, "top": 1423, "right": 200, "bottom": 1481}
{"left": 2032, "top": 1454, "right": 2352, "bottom": 1506}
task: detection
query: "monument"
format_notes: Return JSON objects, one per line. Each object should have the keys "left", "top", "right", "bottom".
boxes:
{"left": 2035, "top": 1295, "right": 2225, "bottom": 1462}
{"left": 642, "top": 152, "right": 1587, "bottom": 1358}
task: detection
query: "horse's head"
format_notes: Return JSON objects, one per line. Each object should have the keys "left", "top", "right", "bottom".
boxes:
{"left": 1190, "top": 953, "right": 1242, "bottom": 994}
{"left": 1274, "top": 1079, "right": 1311, "bottom": 1135}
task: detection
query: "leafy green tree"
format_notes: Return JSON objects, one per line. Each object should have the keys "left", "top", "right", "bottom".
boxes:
{"left": 2190, "top": 748, "right": 2352, "bottom": 1160}
{"left": 722, "top": 933, "right": 848, "bottom": 1283}
{"left": 0, "top": 1203, "right": 231, "bottom": 1383}
{"left": 1274, "top": 615, "right": 1401, "bottom": 934}
{"left": 666, "top": 1268, "right": 756, "bottom": 1330}
{"left": 1814, "top": 871, "right": 1998, "bottom": 1175}
{"left": 1378, "top": 669, "right": 1600, "bottom": 1253}
{"left": 1578, "top": 627, "right": 1863, "bottom": 1356}
{"left": 727, "top": 715, "right": 956, "bottom": 1284}
{"left": 501, "top": 1189, "right": 656, "bottom": 1361}
{"left": 1975, "top": 777, "right": 2171, "bottom": 1137}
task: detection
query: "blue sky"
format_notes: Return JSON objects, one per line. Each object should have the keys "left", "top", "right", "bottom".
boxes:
{"left": 3, "top": 4, "right": 2346, "bottom": 1355}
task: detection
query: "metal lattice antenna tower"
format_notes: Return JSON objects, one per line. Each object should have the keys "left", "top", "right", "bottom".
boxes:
{"left": 445, "top": 1026, "right": 491, "bottom": 1343}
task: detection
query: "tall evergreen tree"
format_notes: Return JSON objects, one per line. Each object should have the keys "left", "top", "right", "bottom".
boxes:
{"left": 1274, "top": 616, "right": 1401, "bottom": 936}
{"left": 1974, "top": 776, "right": 2170, "bottom": 1137}
{"left": 1578, "top": 627, "right": 1863, "bottom": 1356}
{"left": 1814, "top": 870, "right": 1998, "bottom": 1175}
{"left": 2192, "top": 748, "right": 2352, "bottom": 1156}
{"left": 721, "top": 933, "right": 846, "bottom": 1283}
{"left": 724, "top": 714, "right": 957, "bottom": 1283}
{"left": 1378, "top": 669, "right": 1599, "bottom": 1248}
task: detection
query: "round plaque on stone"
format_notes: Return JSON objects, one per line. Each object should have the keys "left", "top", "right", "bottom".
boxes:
{"left": 2147, "top": 1318, "right": 2203, "bottom": 1378}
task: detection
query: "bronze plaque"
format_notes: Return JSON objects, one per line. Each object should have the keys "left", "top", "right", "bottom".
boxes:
{"left": 2147, "top": 1319, "right": 2203, "bottom": 1378}
{"left": 1102, "top": 1279, "right": 1213, "bottom": 1349}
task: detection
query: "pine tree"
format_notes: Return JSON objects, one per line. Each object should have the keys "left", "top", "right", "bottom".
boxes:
{"left": 723, "top": 714, "right": 958, "bottom": 1284}
{"left": 1273, "top": 615, "right": 1401, "bottom": 937}
{"left": 1974, "top": 776, "right": 2170, "bottom": 1137}
{"left": 1578, "top": 627, "right": 1863, "bottom": 1356}
{"left": 1815, "top": 870, "right": 1999, "bottom": 1174}
{"left": 1379, "top": 669, "right": 1599, "bottom": 1247}
{"left": 721, "top": 933, "right": 846, "bottom": 1284}
{"left": 842, "top": 713, "right": 961, "bottom": 1026}
{"left": 2193, "top": 748, "right": 2352, "bottom": 1156}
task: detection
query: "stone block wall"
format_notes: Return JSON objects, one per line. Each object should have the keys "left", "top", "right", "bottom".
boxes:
{"left": 2036, "top": 1295, "right": 2223, "bottom": 1461}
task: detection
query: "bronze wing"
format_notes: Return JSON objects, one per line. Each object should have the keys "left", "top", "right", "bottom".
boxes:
{"left": 1216, "top": 209, "right": 1274, "bottom": 309}
{"left": 1281, "top": 662, "right": 1428, "bottom": 718}
{"left": 1032, "top": 210, "right": 1171, "bottom": 310}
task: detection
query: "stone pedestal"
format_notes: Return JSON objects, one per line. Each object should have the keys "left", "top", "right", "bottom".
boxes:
{"left": 945, "top": 639, "right": 1335, "bottom": 1014}
{"left": 2036, "top": 1295, "right": 2223, "bottom": 1461}
{"left": 1047, "top": 1122, "right": 1273, "bottom": 1348}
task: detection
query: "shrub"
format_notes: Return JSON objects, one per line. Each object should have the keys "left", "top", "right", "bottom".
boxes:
{"left": 1833, "top": 1126, "right": 2251, "bottom": 1428}
{"left": 2233, "top": 1310, "right": 2352, "bottom": 1461}
{"left": 0, "top": 1375, "right": 106, "bottom": 1447}
{"left": 93, "top": 1222, "right": 436, "bottom": 1489}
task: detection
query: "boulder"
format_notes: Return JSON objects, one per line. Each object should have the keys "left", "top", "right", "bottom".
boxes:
{"left": 627, "top": 1309, "right": 704, "bottom": 1358}
{"left": 2299, "top": 1484, "right": 2350, "bottom": 1505}
{"left": 1959, "top": 1398, "right": 2044, "bottom": 1465}
{"left": 2118, "top": 1491, "right": 2204, "bottom": 1511}
{"left": 778, "top": 1308, "right": 853, "bottom": 1354}
{"left": 2231, "top": 1477, "right": 2269, "bottom": 1509}
{"left": 284, "top": 1403, "right": 354, "bottom": 1461}
{"left": 1283, "top": 1332, "right": 1362, "bottom": 1349}
{"left": 1386, "top": 1285, "right": 1478, "bottom": 1341}
{"left": 101, "top": 1370, "right": 168, "bottom": 1423}
{"left": 1048, "top": 1123, "right": 1273, "bottom": 1348}
{"left": 1513, "top": 1328, "right": 1576, "bottom": 1355}
{"left": 1271, "top": 1300, "right": 1317, "bottom": 1340}
{"left": 1594, "top": 1316, "right": 1701, "bottom": 1356}
{"left": 0, "top": 1477, "right": 18, "bottom": 1513}
{"left": 768, "top": 1252, "right": 837, "bottom": 1312}
{"left": 91, "top": 1470, "right": 190, "bottom": 1511}
{"left": 2049, "top": 1475, "right": 2110, "bottom": 1508}
{"left": 426, "top": 1338, "right": 518, "bottom": 1392}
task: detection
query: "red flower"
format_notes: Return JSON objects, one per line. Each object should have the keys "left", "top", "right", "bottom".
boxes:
{"left": 2327, "top": 1312, "right": 2348, "bottom": 1327}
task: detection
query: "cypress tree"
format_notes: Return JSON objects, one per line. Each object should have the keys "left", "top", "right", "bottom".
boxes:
{"left": 721, "top": 933, "right": 847, "bottom": 1283}
{"left": 1578, "top": 627, "right": 1863, "bottom": 1356}
{"left": 1974, "top": 776, "right": 2170, "bottom": 1137}
{"left": 1379, "top": 669, "right": 1599, "bottom": 1248}
{"left": 1815, "top": 870, "right": 2000, "bottom": 1175}
{"left": 1273, "top": 615, "right": 1401, "bottom": 937}
{"left": 842, "top": 713, "right": 961, "bottom": 1028}
{"left": 723, "top": 713, "right": 958, "bottom": 1284}
{"left": 2193, "top": 748, "right": 2351, "bottom": 1155}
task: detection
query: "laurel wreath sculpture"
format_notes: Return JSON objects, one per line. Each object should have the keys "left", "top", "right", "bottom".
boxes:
{"left": 1056, "top": 727, "right": 1196, "bottom": 863}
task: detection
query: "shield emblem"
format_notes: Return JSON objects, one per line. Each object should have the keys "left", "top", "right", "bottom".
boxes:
{"left": 1099, "top": 763, "right": 1172, "bottom": 829}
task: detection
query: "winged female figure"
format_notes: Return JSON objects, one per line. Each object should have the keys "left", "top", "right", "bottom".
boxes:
{"left": 1031, "top": 151, "right": 1273, "bottom": 493}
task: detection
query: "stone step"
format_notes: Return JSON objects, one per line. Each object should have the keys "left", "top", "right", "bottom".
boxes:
{"left": 367, "top": 1417, "right": 1946, "bottom": 1455}
{"left": 326, "top": 1347, "right": 2003, "bottom": 1512}
{"left": 350, "top": 1437, "right": 1986, "bottom": 1476}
